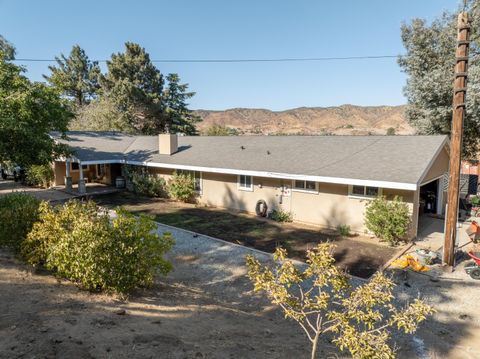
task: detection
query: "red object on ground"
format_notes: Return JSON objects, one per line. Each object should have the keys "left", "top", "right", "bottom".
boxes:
{"left": 467, "top": 251, "right": 480, "bottom": 266}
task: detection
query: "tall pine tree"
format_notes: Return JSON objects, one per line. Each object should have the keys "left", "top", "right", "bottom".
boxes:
{"left": 163, "top": 73, "right": 200, "bottom": 135}
{"left": 44, "top": 45, "right": 101, "bottom": 107}
{"left": 101, "top": 42, "right": 165, "bottom": 134}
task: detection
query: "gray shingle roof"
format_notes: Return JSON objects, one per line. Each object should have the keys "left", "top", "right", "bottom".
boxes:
{"left": 52, "top": 131, "right": 448, "bottom": 188}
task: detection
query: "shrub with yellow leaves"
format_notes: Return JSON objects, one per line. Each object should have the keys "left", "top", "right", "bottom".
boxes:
{"left": 246, "top": 244, "right": 434, "bottom": 359}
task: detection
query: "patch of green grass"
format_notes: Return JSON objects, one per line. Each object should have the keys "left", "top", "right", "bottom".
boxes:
{"left": 246, "top": 227, "right": 266, "bottom": 238}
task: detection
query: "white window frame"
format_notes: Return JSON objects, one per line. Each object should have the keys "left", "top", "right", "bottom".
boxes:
{"left": 178, "top": 170, "right": 202, "bottom": 194}
{"left": 348, "top": 185, "right": 382, "bottom": 199}
{"left": 70, "top": 162, "right": 88, "bottom": 172}
{"left": 292, "top": 180, "right": 319, "bottom": 194}
{"left": 238, "top": 175, "right": 253, "bottom": 192}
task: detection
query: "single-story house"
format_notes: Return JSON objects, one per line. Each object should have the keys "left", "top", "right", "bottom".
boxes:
{"left": 51, "top": 131, "right": 450, "bottom": 239}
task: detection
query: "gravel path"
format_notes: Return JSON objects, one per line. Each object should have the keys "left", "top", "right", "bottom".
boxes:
{"left": 156, "top": 220, "right": 480, "bottom": 359}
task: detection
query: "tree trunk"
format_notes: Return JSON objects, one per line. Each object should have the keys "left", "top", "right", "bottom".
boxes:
{"left": 311, "top": 331, "right": 320, "bottom": 359}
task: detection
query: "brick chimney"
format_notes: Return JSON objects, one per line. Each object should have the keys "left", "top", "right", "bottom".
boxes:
{"left": 159, "top": 133, "right": 178, "bottom": 155}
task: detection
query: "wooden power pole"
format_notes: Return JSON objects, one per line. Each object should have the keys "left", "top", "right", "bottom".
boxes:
{"left": 443, "top": 11, "right": 470, "bottom": 266}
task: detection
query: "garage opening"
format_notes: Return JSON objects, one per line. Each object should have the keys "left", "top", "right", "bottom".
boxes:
{"left": 419, "top": 179, "right": 439, "bottom": 215}
{"left": 417, "top": 177, "right": 446, "bottom": 240}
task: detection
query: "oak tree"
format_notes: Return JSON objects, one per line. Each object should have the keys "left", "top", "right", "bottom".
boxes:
{"left": 0, "top": 54, "right": 72, "bottom": 166}
{"left": 399, "top": 1, "right": 480, "bottom": 158}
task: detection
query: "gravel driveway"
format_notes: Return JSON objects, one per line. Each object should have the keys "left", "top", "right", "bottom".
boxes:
{"left": 155, "top": 220, "right": 480, "bottom": 359}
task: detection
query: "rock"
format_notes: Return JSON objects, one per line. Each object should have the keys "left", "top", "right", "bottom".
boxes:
{"left": 114, "top": 309, "right": 126, "bottom": 315}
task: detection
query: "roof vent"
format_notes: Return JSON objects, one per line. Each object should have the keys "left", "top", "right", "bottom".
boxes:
{"left": 159, "top": 133, "right": 178, "bottom": 155}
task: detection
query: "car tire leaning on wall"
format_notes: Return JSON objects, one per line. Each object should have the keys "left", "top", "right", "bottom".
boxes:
{"left": 255, "top": 199, "right": 268, "bottom": 217}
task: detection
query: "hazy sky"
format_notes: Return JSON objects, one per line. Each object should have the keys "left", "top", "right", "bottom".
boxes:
{"left": 1, "top": 0, "right": 459, "bottom": 110}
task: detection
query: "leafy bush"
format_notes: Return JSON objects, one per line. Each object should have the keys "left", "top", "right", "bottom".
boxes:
{"left": 364, "top": 195, "right": 410, "bottom": 245}
{"left": 0, "top": 192, "right": 41, "bottom": 252}
{"left": 471, "top": 195, "right": 480, "bottom": 206}
{"left": 125, "top": 166, "right": 167, "bottom": 197}
{"left": 168, "top": 171, "right": 196, "bottom": 202}
{"left": 202, "top": 124, "right": 238, "bottom": 136}
{"left": 386, "top": 127, "right": 396, "bottom": 136}
{"left": 26, "top": 164, "right": 54, "bottom": 188}
{"left": 270, "top": 208, "right": 293, "bottom": 222}
{"left": 22, "top": 200, "right": 174, "bottom": 294}
{"left": 336, "top": 224, "right": 351, "bottom": 236}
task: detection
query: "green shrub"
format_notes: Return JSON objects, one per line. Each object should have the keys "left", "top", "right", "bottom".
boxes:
{"left": 0, "top": 192, "right": 41, "bottom": 252}
{"left": 26, "top": 164, "right": 54, "bottom": 188}
{"left": 22, "top": 200, "right": 174, "bottom": 294}
{"left": 270, "top": 208, "right": 293, "bottom": 222}
{"left": 386, "top": 127, "right": 396, "bottom": 136}
{"left": 336, "top": 224, "right": 351, "bottom": 236}
{"left": 471, "top": 195, "right": 480, "bottom": 206}
{"left": 364, "top": 196, "right": 410, "bottom": 245}
{"left": 168, "top": 171, "right": 196, "bottom": 202}
{"left": 125, "top": 166, "right": 167, "bottom": 197}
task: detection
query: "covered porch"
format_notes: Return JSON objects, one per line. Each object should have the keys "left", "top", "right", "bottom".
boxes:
{"left": 53, "top": 160, "right": 124, "bottom": 195}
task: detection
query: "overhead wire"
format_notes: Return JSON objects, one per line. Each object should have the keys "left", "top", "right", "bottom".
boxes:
{"left": 11, "top": 55, "right": 400, "bottom": 64}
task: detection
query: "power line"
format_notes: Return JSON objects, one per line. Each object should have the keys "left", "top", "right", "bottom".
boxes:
{"left": 11, "top": 55, "right": 401, "bottom": 63}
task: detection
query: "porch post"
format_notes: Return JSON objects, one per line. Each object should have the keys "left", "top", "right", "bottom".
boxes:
{"left": 64, "top": 159, "right": 72, "bottom": 191}
{"left": 78, "top": 162, "right": 86, "bottom": 194}
{"left": 437, "top": 176, "right": 445, "bottom": 215}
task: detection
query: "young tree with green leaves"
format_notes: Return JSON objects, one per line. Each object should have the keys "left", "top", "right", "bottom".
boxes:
{"left": 44, "top": 45, "right": 101, "bottom": 107}
{"left": 399, "top": 1, "right": 480, "bottom": 159}
{"left": 246, "top": 244, "right": 434, "bottom": 359}
{"left": 163, "top": 73, "right": 200, "bottom": 135}
{"left": 0, "top": 53, "right": 72, "bottom": 166}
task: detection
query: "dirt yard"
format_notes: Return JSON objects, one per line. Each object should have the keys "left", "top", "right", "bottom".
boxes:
{"left": 95, "top": 191, "right": 397, "bottom": 278}
{"left": 0, "top": 250, "right": 326, "bottom": 359}
{"left": 1, "top": 213, "right": 480, "bottom": 358}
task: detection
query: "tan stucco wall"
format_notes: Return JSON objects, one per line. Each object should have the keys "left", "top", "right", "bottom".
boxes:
{"left": 199, "top": 173, "right": 287, "bottom": 213}
{"left": 54, "top": 161, "right": 66, "bottom": 186}
{"left": 142, "top": 166, "right": 420, "bottom": 238}
{"left": 422, "top": 146, "right": 449, "bottom": 184}
{"left": 183, "top": 172, "right": 418, "bottom": 237}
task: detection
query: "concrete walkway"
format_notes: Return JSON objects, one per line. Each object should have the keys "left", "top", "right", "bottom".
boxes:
{"left": 0, "top": 180, "right": 122, "bottom": 203}
{"left": 416, "top": 214, "right": 472, "bottom": 252}
{"left": 0, "top": 180, "right": 75, "bottom": 202}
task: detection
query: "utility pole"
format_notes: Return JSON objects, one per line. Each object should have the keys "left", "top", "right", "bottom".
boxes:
{"left": 443, "top": 11, "right": 470, "bottom": 266}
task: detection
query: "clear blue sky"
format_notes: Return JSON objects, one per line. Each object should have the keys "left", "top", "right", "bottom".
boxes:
{"left": 0, "top": 0, "right": 459, "bottom": 110}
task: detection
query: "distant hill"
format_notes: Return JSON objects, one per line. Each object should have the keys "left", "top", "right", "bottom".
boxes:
{"left": 194, "top": 105, "right": 413, "bottom": 136}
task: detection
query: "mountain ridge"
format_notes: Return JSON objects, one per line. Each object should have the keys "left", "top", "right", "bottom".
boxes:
{"left": 194, "top": 104, "right": 412, "bottom": 136}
